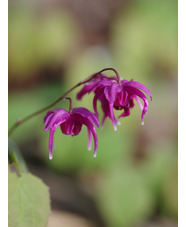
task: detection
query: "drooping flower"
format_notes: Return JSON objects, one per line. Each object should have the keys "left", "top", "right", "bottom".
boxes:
{"left": 77, "top": 70, "right": 152, "bottom": 130}
{"left": 44, "top": 106, "right": 99, "bottom": 159}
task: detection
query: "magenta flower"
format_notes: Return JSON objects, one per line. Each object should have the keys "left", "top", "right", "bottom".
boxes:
{"left": 44, "top": 107, "right": 99, "bottom": 159}
{"left": 77, "top": 71, "right": 152, "bottom": 130}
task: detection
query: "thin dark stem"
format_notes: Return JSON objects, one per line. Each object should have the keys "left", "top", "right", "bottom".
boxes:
{"left": 107, "top": 68, "right": 120, "bottom": 83}
{"left": 8, "top": 68, "right": 118, "bottom": 136}
{"left": 8, "top": 83, "right": 79, "bottom": 136}
{"left": 63, "top": 97, "right": 73, "bottom": 113}
{"left": 92, "top": 68, "right": 120, "bottom": 82}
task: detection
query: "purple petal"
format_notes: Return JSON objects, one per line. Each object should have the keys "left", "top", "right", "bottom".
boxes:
{"left": 48, "top": 128, "right": 55, "bottom": 160}
{"left": 117, "top": 107, "right": 131, "bottom": 120}
{"left": 76, "top": 83, "right": 94, "bottom": 100}
{"left": 124, "top": 87, "right": 149, "bottom": 125}
{"left": 123, "top": 80, "right": 152, "bottom": 101}
{"left": 60, "top": 117, "right": 82, "bottom": 136}
{"left": 76, "top": 74, "right": 112, "bottom": 100}
{"left": 44, "top": 109, "right": 70, "bottom": 131}
{"left": 121, "top": 79, "right": 129, "bottom": 84}
{"left": 104, "top": 83, "right": 122, "bottom": 104}
{"left": 133, "top": 95, "right": 143, "bottom": 110}
{"left": 44, "top": 110, "right": 55, "bottom": 123}
{"left": 72, "top": 107, "right": 99, "bottom": 128}
{"left": 99, "top": 95, "right": 110, "bottom": 126}
{"left": 93, "top": 87, "right": 105, "bottom": 117}
{"left": 87, "top": 128, "right": 92, "bottom": 151}
{"left": 89, "top": 80, "right": 113, "bottom": 93}
{"left": 114, "top": 90, "right": 129, "bottom": 108}
{"left": 101, "top": 115, "right": 107, "bottom": 128}
{"left": 44, "top": 112, "right": 56, "bottom": 130}
{"left": 108, "top": 103, "right": 118, "bottom": 131}
{"left": 78, "top": 116, "right": 98, "bottom": 157}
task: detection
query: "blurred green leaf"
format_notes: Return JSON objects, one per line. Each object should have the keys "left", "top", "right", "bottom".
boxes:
{"left": 8, "top": 139, "right": 28, "bottom": 174}
{"left": 65, "top": 47, "right": 113, "bottom": 104}
{"left": 111, "top": 0, "right": 177, "bottom": 80}
{"left": 9, "top": 6, "right": 78, "bottom": 79}
{"left": 8, "top": 84, "right": 64, "bottom": 142}
{"left": 161, "top": 165, "right": 178, "bottom": 219}
{"left": 97, "top": 166, "right": 154, "bottom": 227}
{"left": 40, "top": 120, "right": 137, "bottom": 173}
{"left": 141, "top": 145, "right": 178, "bottom": 220}
{"left": 8, "top": 6, "right": 37, "bottom": 77}
{"left": 142, "top": 147, "right": 177, "bottom": 199}
{"left": 36, "top": 11, "right": 78, "bottom": 65}
{"left": 8, "top": 172, "right": 50, "bottom": 227}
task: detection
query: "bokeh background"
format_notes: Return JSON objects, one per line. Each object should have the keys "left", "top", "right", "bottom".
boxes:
{"left": 8, "top": 0, "right": 178, "bottom": 226}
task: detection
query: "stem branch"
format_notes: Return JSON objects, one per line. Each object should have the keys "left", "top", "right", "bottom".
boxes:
{"left": 8, "top": 68, "right": 118, "bottom": 136}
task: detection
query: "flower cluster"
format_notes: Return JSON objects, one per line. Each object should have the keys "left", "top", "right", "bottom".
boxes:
{"left": 77, "top": 73, "right": 152, "bottom": 130}
{"left": 44, "top": 68, "right": 152, "bottom": 159}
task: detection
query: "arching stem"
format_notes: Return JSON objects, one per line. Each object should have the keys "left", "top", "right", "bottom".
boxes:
{"left": 63, "top": 97, "right": 73, "bottom": 113}
{"left": 8, "top": 68, "right": 119, "bottom": 136}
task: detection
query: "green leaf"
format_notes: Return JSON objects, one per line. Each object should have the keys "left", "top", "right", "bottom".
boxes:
{"left": 8, "top": 173, "right": 50, "bottom": 227}
{"left": 8, "top": 139, "right": 28, "bottom": 174}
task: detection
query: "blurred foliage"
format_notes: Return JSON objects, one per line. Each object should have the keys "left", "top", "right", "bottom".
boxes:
{"left": 8, "top": 172, "right": 50, "bottom": 227}
{"left": 111, "top": 0, "right": 177, "bottom": 81}
{"left": 9, "top": 139, "right": 28, "bottom": 173}
{"left": 8, "top": 83, "right": 66, "bottom": 142}
{"left": 65, "top": 46, "right": 113, "bottom": 108}
{"left": 97, "top": 165, "right": 154, "bottom": 227}
{"left": 9, "top": 4, "right": 79, "bottom": 83}
{"left": 40, "top": 121, "right": 138, "bottom": 173}
{"left": 8, "top": 0, "right": 177, "bottom": 226}
{"left": 142, "top": 149, "right": 178, "bottom": 218}
{"left": 161, "top": 165, "right": 178, "bottom": 219}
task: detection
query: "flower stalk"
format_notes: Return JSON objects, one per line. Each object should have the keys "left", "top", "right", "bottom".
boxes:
{"left": 8, "top": 68, "right": 117, "bottom": 137}
{"left": 63, "top": 97, "right": 73, "bottom": 113}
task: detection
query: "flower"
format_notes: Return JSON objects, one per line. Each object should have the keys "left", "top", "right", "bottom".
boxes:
{"left": 44, "top": 107, "right": 99, "bottom": 159}
{"left": 77, "top": 72, "right": 152, "bottom": 130}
